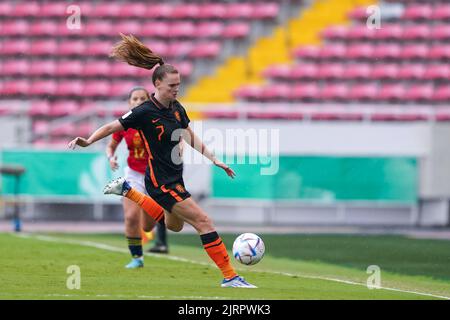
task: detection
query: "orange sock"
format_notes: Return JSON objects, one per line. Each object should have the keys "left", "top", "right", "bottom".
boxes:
{"left": 125, "top": 188, "right": 164, "bottom": 222}
{"left": 201, "top": 231, "right": 237, "bottom": 280}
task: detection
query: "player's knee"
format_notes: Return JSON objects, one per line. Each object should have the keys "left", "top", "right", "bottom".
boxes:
{"left": 166, "top": 222, "right": 183, "bottom": 232}
{"left": 125, "top": 212, "right": 140, "bottom": 227}
{"left": 195, "top": 214, "right": 213, "bottom": 231}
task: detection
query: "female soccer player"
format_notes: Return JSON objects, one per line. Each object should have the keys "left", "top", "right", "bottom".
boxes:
{"left": 68, "top": 34, "right": 255, "bottom": 288}
{"left": 106, "top": 86, "right": 169, "bottom": 269}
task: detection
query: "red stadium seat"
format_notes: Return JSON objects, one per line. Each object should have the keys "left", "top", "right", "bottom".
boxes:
{"left": 290, "top": 83, "right": 320, "bottom": 101}
{"left": 317, "top": 63, "right": 345, "bottom": 79}
{"left": 347, "top": 25, "right": 375, "bottom": 40}
{"left": 2, "top": 80, "right": 30, "bottom": 95}
{"left": 404, "top": 84, "right": 434, "bottom": 102}
{"left": 225, "top": 3, "right": 253, "bottom": 19}
{"left": 347, "top": 7, "right": 368, "bottom": 20}
{"left": 110, "top": 63, "right": 138, "bottom": 77}
{"left": 372, "top": 64, "right": 399, "bottom": 80}
{"left": 403, "top": 5, "right": 433, "bottom": 20}
{"left": 373, "top": 24, "right": 403, "bottom": 40}
{"left": 348, "top": 83, "right": 378, "bottom": 101}
{"left": 290, "top": 64, "right": 319, "bottom": 80}
{"left": 83, "top": 80, "right": 111, "bottom": 97}
{"left": 169, "top": 22, "right": 196, "bottom": 38}
{"left": 29, "top": 101, "right": 51, "bottom": 117}
{"left": 50, "top": 101, "right": 79, "bottom": 117}
{"left": 2, "top": 59, "right": 30, "bottom": 76}
{"left": 166, "top": 42, "right": 193, "bottom": 57}
{"left": 433, "top": 86, "right": 450, "bottom": 103}
{"left": 198, "top": 4, "right": 227, "bottom": 19}
{"left": 177, "top": 61, "right": 194, "bottom": 77}
{"left": 114, "top": 21, "right": 142, "bottom": 36}
{"left": 196, "top": 22, "right": 224, "bottom": 38}
{"left": 253, "top": 3, "right": 279, "bottom": 19}
{"left": 92, "top": 3, "right": 121, "bottom": 18}
{"left": 41, "top": 3, "right": 68, "bottom": 17}
{"left": 51, "top": 123, "right": 77, "bottom": 137}
{"left": 119, "top": 3, "right": 148, "bottom": 18}
{"left": 260, "top": 84, "right": 291, "bottom": 101}
{"left": 109, "top": 81, "right": 138, "bottom": 98}
{"left": 223, "top": 23, "right": 250, "bottom": 39}
{"left": 347, "top": 43, "right": 374, "bottom": 60}
{"left": 145, "top": 4, "right": 173, "bottom": 18}
{"left": 320, "top": 83, "right": 350, "bottom": 101}
{"left": 429, "top": 45, "right": 450, "bottom": 60}
{"left": 320, "top": 43, "right": 347, "bottom": 59}
{"left": 432, "top": 5, "right": 450, "bottom": 20}
{"left": 401, "top": 44, "right": 429, "bottom": 60}
{"left": 398, "top": 64, "right": 426, "bottom": 80}
{"left": 292, "top": 46, "right": 321, "bottom": 60}
{"left": 11, "top": 2, "right": 39, "bottom": 16}
{"left": 263, "top": 65, "right": 292, "bottom": 79}
{"left": 402, "top": 24, "right": 431, "bottom": 40}
{"left": 1, "top": 40, "right": 30, "bottom": 55}
{"left": 56, "top": 80, "right": 84, "bottom": 97}
{"left": 373, "top": 43, "right": 402, "bottom": 60}
{"left": 0, "top": 3, "right": 13, "bottom": 16}
{"left": 321, "top": 26, "right": 349, "bottom": 40}
{"left": 423, "top": 64, "right": 450, "bottom": 81}
{"left": 29, "top": 60, "right": 56, "bottom": 76}
{"left": 56, "top": 60, "right": 84, "bottom": 76}
{"left": 83, "top": 61, "right": 111, "bottom": 77}
{"left": 343, "top": 63, "right": 372, "bottom": 79}
{"left": 172, "top": 4, "right": 200, "bottom": 19}
{"left": 86, "top": 41, "right": 112, "bottom": 56}
{"left": 141, "top": 22, "right": 169, "bottom": 37}
{"left": 33, "top": 121, "right": 50, "bottom": 135}
{"left": 378, "top": 84, "right": 407, "bottom": 102}
{"left": 189, "top": 42, "right": 220, "bottom": 58}
{"left": 58, "top": 40, "right": 87, "bottom": 56}
{"left": 431, "top": 25, "right": 450, "bottom": 41}
{"left": 30, "top": 40, "right": 58, "bottom": 56}
{"left": 1, "top": 20, "right": 29, "bottom": 36}
{"left": 29, "top": 80, "right": 57, "bottom": 96}
{"left": 234, "top": 85, "right": 264, "bottom": 101}
{"left": 84, "top": 21, "right": 113, "bottom": 37}
{"left": 29, "top": 20, "right": 58, "bottom": 36}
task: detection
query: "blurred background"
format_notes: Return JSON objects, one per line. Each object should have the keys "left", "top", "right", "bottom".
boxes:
{"left": 1, "top": 0, "right": 450, "bottom": 232}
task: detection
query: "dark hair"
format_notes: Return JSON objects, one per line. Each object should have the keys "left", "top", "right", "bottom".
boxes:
{"left": 128, "top": 86, "right": 150, "bottom": 100}
{"left": 110, "top": 33, "right": 178, "bottom": 85}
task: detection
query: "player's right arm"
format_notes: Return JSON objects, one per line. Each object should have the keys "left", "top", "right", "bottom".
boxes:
{"left": 68, "top": 120, "right": 124, "bottom": 149}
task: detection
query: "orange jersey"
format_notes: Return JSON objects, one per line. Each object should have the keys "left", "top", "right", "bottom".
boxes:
{"left": 112, "top": 128, "right": 148, "bottom": 175}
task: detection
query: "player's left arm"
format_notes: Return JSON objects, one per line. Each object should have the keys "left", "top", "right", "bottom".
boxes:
{"left": 68, "top": 120, "right": 124, "bottom": 149}
{"left": 183, "top": 126, "right": 235, "bottom": 179}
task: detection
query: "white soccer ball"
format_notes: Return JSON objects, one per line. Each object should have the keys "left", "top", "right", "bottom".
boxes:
{"left": 232, "top": 233, "right": 265, "bottom": 265}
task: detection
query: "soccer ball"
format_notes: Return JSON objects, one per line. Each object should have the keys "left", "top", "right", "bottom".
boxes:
{"left": 232, "top": 233, "right": 265, "bottom": 266}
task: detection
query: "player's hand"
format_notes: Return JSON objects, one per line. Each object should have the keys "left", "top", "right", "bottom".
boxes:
{"left": 68, "top": 137, "right": 91, "bottom": 149}
{"left": 109, "top": 156, "right": 119, "bottom": 171}
{"left": 213, "top": 159, "right": 236, "bottom": 179}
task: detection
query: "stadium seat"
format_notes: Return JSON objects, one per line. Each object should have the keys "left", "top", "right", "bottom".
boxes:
{"left": 196, "top": 22, "right": 224, "bottom": 38}
{"left": 263, "top": 65, "right": 292, "bottom": 80}
{"left": 431, "top": 25, "right": 450, "bottom": 41}
{"left": 41, "top": 3, "right": 68, "bottom": 17}
{"left": 429, "top": 45, "right": 450, "bottom": 60}
{"left": 2, "top": 80, "right": 30, "bottom": 96}
{"left": 29, "top": 60, "right": 57, "bottom": 76}
{"left": 86, "top": 41, "right": 113, "bottom": 56}
{"left": 423, "top": 64, "right": 450, "bottom": 81}
{"left": 169, "top": 22, "right": 197, "bottom": 38}
{"left": 33, "top": 121, "right": 50, "bottom": 135}
{"left": 140, "top": 22, "right": 170, "bottom": 37}
{"left": 198, "top": 4, "right": 227, "bottom": 19}
{"left": 317, "top": 63, "right": 345, "bottom": 79}
{"left": 347, "top": 43, "right": 374, "bottom": 60}
{"left": 290, "top": 64, "right": 319, "bottom": 80}
{"left": 403, "top": 4, "right": 433, "bottom": 20}
{"left": 347, "top": 25, "right": 375, "bottom": 40}
{"left": 404, "top": 84, "right": 434, "bottom": 102}
{"left": 320, "top": 83, "right": 350, "bottom": 101}
{"left": 253, "top": 3, "right": 279, "bottom": 19}
{"left": 28, "top": 101, "right": 51, "bottom": 117}
{"left": 225, "top": 3, "right": 253, "bottom": 19}
{"left": 144, "top": 4, "right": 173, "bottom": 18}
{"left": 109, "top": 80, "right": 138, "bottom": 98}
{"left": 110, "top": 63, "right": 138, "bottom": 77}
{"left": 398, "top": 64, "right": 426, "bottom": 80}
{"left": 1, "top": 40, "right": 30, "bottom": 55}
{"left": 84, "top": 21, "right": 113, "bottom": 37}
{"left": 431, "top": 5, "right": 450, "bottom": 20}
{"left": 56, "top": 60, "right": 84, "bottom": 77}
{"left": 348, "top": 83, "right": 378, "bottom": 101}
{"left": 378, "top": 84, "right": 407, "bottom": 102}
{"left": 166, "top": 42, "right": 193, "bottom": 58}
{"left": 50, "top": 101, "right": 80, "bottom": 117}
{"left": 83, "top": 81, "right": 112, "bottom": 97}
{"left": 83, "top": 61, "right": 111, "bottom": 77}
{"left": 56, "top": 80, "right": 84, "bottom": 97}
{"left": 11, "top": 2, "right": 39, "bottom": 17}
{"left": 373, "top": 43, "right": 402, "bottom": 60}
{"left": 223, "top": 23, "right": 250, "bottom": 39}
{"left": 373, "top": 24, "right": 403, "bottom": 40}
{"left": 30, "top": 40, "right": 58, "bottom": 56}
{"left": 118, "top": 3, "right": 148, "bottom": 18}
{"left": 320, "top": 44, "right": 347, "bottom": 59}
{"left": 50, "top": 123, "right": 77, "bottom": 137}
{"left": 234, "top": 85, "right": 264, "bottom": 101}
{"left": 2, "top": 60, "right": 30, "bottom": 76}
{"left": 321, "top": 26, "right": 349, "bottom": 40}
{"left": 433, "top": 86, "right": 450, "bottom": 103}
{"left": 29, "top": 20, "right": 58, "bottom": 36}
{"left": 260, "top": 84, "right": 291, "bottom": 101}
{"left": 292, "top": 46, "right": 321, "bottom": 60}
{"left": 290, "top": 83, "right": 320, "bottom": 101}
{"left": 402, "top": 24, "right": 431, "bottom": 40}
{"left": 372, "top": 64, "right": 399, "bottom": 80}
{"left": 0, "top": 2, "right": 13, "bottom": 16}
{"left": 189, "top": 42, "right": 221, "bottom": 58}
{"left": 29, "top": 80, "right": 57, "bottom": 96}
{"left": 92, "top": 3, "right": 121, "bottom": 18}
{"left": 58, "top": 40, "right": 87, "bottom": 56}
{"left": 172, "top": 4, "right": 200, "bottom": 19}
{"left": 113, "top": 21, "right": 142, "bottom": 37}
{"left": 400, "top": 44, "right": 429, "bottom": 60}
{"left": 347, "top": 7, "right": 368, "bottom": 20}
{"left": 343, "top": 63, "right": 372, "bottom": 79}
{"left": 1, "top": 20, "right": 29, "bottom": 36}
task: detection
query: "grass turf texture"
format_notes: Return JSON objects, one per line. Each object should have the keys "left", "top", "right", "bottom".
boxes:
{"left": 0, "top": 232, "right": 449, "bottom": 300}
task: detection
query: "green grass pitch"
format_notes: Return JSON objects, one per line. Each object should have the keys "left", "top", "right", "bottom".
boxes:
{"left": 0, "top": 232, "right": 449, "bottom": 300}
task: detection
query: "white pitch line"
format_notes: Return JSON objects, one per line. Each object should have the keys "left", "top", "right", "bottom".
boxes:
{"left": 12, "top": 233, "right": 450, "bottom": 300}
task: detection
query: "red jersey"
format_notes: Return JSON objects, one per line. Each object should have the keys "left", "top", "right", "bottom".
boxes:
{"left": 112, "top": 128, "right": 148, "bottom": 175}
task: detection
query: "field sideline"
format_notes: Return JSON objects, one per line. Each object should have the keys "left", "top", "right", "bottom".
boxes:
{"left": 0, "top": 232, "right": 449, "bottom": 300}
